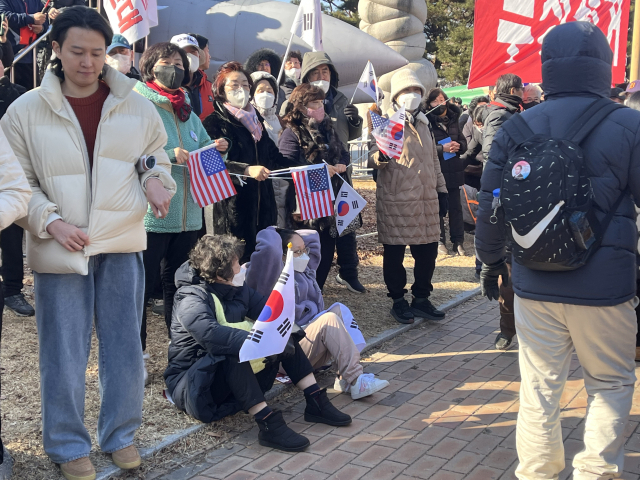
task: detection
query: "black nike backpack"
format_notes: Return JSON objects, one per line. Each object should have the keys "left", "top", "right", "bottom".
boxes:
{"left": 498, "top": 97, "right": 626, "bottom": 271}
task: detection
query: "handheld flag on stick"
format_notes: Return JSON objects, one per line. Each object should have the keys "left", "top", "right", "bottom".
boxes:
{"left": 187, "top": 145, "right": 236, "bottom": 207}
{"left": 351, "top": 61, "right": 378, "bottom": 104}
{"left": 291, "top": 0, "right": 323, "bottom": 52}
{"left": 370, "top": 106, "right": 406, "bottom": 160}
{"left": 291, "top": 164, "right": 334, "bottom": 221}
{"left": 239, "top": 245, "right": 296, "bottom": 362}
{"left": 335, "top": 181, "right": 367, "bottom": 236}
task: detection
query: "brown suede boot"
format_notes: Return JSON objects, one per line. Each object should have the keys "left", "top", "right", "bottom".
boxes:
{"left": 111, "top": 445, "right": 141, "bottom": 470}
{"left": 636, "top": 347, "right": 640, "bottom": 362}
{"left": 60, "top": 457, "right": 96, "bottom": 480}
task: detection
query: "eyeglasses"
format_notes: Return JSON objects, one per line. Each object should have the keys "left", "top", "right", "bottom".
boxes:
{"left": 292, "top": 247, "right": 310, "bottom": 257}
{"left": 226, "top": 82, "right": 250, "bottom": 90}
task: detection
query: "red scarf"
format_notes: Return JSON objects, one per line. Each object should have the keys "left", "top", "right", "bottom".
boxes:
{"left": 146, "top": 81, "right": 192, "bottom": 122}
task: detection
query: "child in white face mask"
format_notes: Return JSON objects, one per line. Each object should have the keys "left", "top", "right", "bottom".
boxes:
{"left": 245, "top": 227, "right": 390, "bottom": 400}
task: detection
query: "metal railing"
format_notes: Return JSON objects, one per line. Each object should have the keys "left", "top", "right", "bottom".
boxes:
{"left": 348, "top": 135, "right": 372, "bottom": 178}
{"left": 8, "top": 24, "right": 52, "bottom": 87}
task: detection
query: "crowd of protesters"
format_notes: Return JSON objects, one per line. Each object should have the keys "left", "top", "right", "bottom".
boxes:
{"left": 0, "top": 3, "right": 637, "bottom": 480}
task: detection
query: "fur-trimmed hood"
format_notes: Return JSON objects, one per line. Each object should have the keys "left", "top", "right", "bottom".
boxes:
{"left": 244, "top": 48, "right": 282, "bottom": 77}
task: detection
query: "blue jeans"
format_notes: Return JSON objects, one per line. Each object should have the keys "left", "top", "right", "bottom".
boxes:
{"left": 34, "top": 253, "right": 145, "bottom": 464}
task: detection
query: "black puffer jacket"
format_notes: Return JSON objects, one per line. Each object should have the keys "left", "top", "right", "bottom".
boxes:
{"left": 164, "top": 262, "right": 267, "bottom": 421}
{"left": 427, "top": 103, "right": 468, "bottom": 189}
{"left": 203, "top": 102, "right": 303, "bottom": 261}
{"left": 0, "top": 76, "right": 24, "bottom": 118}
{"left": 480, "top": 94, "right": 521, "bottom": 160}
{"left": 244, "top": 48, "right": 282, "bottom": 77}
{"left": 475, "top": 21, "right": 640, "bottom": 306}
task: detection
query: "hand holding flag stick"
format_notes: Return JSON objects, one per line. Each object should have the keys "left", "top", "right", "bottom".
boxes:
{"left": 239, "top": 244, "right": 296, "bottom": 362}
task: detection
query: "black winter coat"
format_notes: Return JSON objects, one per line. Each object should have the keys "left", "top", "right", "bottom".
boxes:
{"left": 427, "top": 103, "right": 468, "bottom": 189}
{"left": 480, "top": 94, "right": 521, "bottom": 161}
{"left": 202, "top": 102, "right": 303, "bottom": 261}
{"left": 164, "top": 262, "right": 268, "bottom": 422}
{"left": 476, "top": 21, "right": 640, "bottom": 307}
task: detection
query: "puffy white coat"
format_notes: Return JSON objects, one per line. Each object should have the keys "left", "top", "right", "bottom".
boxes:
{"left": 1, "top": 66, "right": 176, "bottom": 275}
{"left": 0, "top": 126, "right": 30, "bottom": 230}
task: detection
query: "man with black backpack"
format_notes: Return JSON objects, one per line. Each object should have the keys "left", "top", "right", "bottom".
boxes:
{"left": 476, "top": 22, "right": 640, "bottom": 479}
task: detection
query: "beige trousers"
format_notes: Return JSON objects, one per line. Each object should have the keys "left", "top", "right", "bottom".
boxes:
{"left": 299, "top": 305, "right": 363, "bottom": 385}
{"left": 514, "top": 295, "right": 637, "bottom": 480}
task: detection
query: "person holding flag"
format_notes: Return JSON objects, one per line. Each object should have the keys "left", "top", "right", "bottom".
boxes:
{"left": 279, "top": 83, "right": 355, "bottom": 288}
{"left": 368, "top": 69, "right": 448, "bottom": 325}
{"left": 246, "top": 227, "right": 389, "bottom": 400}
{"left": 134, "top": 42, "right": 228, "bottom": 383}
{"left": 203, "top": 61, "right": 305, "bottom": 262}
{"left": 280, "top": 52, "right": 365, "bottom": 293}
{"left": 165, "top": 234, "right": 351, "bottom": 452}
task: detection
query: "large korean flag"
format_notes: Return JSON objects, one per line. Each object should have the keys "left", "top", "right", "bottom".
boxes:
{"left": 240, "top": 247, "right": 296, "bottom": 362}
{"left": 334, "top": 182, "right": 367, "bottom": 236}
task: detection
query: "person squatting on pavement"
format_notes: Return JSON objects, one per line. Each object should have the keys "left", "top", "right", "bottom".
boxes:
{"left": 164, "top": 235, "right": 352, "bottom": 453}
{"left": 246, "top": 226, "right": 389, "bottom": 399}
{"left": 475, "top": 21, "right": 640, "bottom": 480}
{"left": 1, "top": 7, "right": 177, "bottom": 479}
{"left": 368, "top": 69, "right": 448, "bottom": 326}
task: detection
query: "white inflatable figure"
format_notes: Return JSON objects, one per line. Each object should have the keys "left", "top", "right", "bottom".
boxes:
{"left": 497, "top": 20, "right": 534, "bottom": 63}
{"left": 358, "top": 0, "right": 436, "bottom": 110}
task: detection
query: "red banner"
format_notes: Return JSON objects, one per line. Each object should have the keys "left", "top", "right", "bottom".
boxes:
{"left": 468, "top": 0, "right": 630, "bottom": 88}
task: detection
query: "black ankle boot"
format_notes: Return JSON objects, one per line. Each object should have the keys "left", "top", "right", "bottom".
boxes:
{"left": 304, "top": 388, "right": 352, "bottom": 426}
{"left": 256, "top": 409, "right": 310, "bottom": 452}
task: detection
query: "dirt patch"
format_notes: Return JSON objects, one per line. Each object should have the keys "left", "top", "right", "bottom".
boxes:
{"left": 3, "top": 179, "right": 479, "bottom": 479}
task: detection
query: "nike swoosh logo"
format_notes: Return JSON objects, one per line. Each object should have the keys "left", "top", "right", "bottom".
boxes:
{"left": 511, "top": 200, "right": 565, "bottom": 249}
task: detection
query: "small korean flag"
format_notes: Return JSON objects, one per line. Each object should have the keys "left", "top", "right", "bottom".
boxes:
{"left": 335, "top": 182, "right": 367, "bottom": 236}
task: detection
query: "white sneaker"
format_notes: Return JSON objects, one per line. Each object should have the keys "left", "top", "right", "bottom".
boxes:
{"left": 351, "top": 373, "right": 389, "bottom": 400}
{"left": 333, "top": 377, "right": 351, "bottom": 393}
{"left": 143, "top": 352, "right": 150, "bottom": 386}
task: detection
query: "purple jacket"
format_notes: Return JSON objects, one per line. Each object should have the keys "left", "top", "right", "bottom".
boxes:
{"left": 245, "top": 226, "right": 324, "bottom": 327}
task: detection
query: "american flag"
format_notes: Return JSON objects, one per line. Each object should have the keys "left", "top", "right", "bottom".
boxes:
{"left": 370, "top": 106, "right": 405, "bottom": 160}
{"left": 291, "top": 165, "right": 334, "bottom": 221}
{"left": 187, "top": 145, "right": 237, "bottom": 207}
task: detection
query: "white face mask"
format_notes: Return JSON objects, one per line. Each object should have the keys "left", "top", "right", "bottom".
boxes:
{"left": 231, "top": 265, "right": 246, "bottom": 287}
{"left": 311, "top": 80, "right": 330, "bottom": 93}
{"left": 397, "top": 92, "right": 422, "bottom": 111}
{"left": 254, "top": 92, "right": 275, "bottom": 109}
{"left": 187, "top": 53, "right": 200, "bottom": 73}
{"left": 227, "top": 88, "right": 250, "bottom": 109}
{"left": 106, "top": 53, "right": 130, "bottom": 74}
{"left": 293, "top": 253, "right": 310, "bottom": 273}
{"left": 285, "top": 67, "right": 301, "bottom": 81}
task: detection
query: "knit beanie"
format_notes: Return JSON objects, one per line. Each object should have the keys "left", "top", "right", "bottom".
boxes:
{"left": 250, "top": 71, "right": 279, "bottom": 100}
{"left": 390, "top": 69, "right": 425, "bottom": 102}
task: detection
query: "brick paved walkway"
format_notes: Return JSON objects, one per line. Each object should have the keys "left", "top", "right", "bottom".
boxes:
{"left": 154, "top": 297, "right": 640, "bottom": 480}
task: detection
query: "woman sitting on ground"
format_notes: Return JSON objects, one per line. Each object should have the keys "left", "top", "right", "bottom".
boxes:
{"left": 245, "top": 226, "right": 389, "bottom": 399}
{"left": 164, "top": 235, "right": 351, "bottom": 452}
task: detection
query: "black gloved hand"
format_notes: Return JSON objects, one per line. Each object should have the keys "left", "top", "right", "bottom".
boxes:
{"left": 344, "top": 104, "right": 360, "bottom": 123}
{"left": 438, "top": 192, "right": 449, "bottom": 217}
{"left": 480, "top": 260, "right": 510, "bottom": 301}
{"left": 281, "top": 336, "right": 296, "bottom": 358}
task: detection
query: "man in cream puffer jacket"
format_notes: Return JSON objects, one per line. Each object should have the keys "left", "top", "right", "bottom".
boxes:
{"left": 0, "top": 7, "right": 176, "bottom": 479}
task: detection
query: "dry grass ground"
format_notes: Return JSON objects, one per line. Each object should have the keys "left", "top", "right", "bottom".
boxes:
{"left": 2, "top": 179, "right": 478, "bottom": 479}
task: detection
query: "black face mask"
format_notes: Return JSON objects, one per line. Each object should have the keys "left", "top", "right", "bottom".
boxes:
{"left": 522, "top": 101, "right": 540, "bottom": 110}
{"left": 153, "top": 65, "right": 185, "bottom": 90}
{"left": 431, "top": 104, "right": 446, "bottom": 116}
